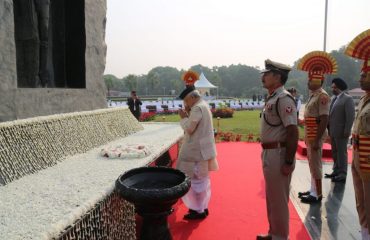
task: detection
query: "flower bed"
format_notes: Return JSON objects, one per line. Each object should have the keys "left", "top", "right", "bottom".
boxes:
{"left": 156, "top": 110, "right": 179, "bottom": 115}
{"left": 140, "top": 112, "right": 156, "bottom": 122}
{"left": 212, "top": 107, "right": 234, "bottom": 118}
{"left": 215, "top": 131, "right": 260, "bottom": 142}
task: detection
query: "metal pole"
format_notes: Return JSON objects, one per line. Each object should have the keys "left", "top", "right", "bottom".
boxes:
{"left": 323, "top": 0, "right": 328, "bottom": 51}
{"left": 217, "top": 117, "right": 220, "bottom": 133}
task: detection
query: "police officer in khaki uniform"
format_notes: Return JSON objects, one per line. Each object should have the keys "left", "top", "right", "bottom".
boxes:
{"left": 257, "top": 60, "right": 298, "bottom": 240}
{"left": 352, "top": 70, "right": 370, "bottom": 240}
{"left": 296, "top": 51, "right": 337, "bottom": 204}
{"left": 299, "top": 77, "right": 330, "bottom": 203}
{"left": 345, "top": 29, "right": 370, "bottom": 240}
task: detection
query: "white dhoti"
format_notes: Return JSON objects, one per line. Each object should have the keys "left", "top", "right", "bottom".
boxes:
{"left": 180, "top": 161, "right": 211, "bottom": 213}
{"left": 182, "top": 176, "right": 211, "bottom": 213}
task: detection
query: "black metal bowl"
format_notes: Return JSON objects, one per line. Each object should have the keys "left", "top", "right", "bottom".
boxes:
{"left": 116, "top": 167, "right": 190, "bottom": 214}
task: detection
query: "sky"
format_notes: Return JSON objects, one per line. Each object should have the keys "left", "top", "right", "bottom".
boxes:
{"left": 104, "top": 0, "right": 370, "bottom": 78}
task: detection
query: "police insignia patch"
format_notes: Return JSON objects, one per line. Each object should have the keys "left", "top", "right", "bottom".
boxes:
{"left": 321, "top": 96, "right": 329, "bottom": 105}
{"left": 285, "top": 106, "right": 293, "bottom": 113}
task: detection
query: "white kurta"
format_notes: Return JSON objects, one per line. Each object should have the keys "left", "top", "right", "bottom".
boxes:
{"left": 176, "top": 99, "right": 218, "bottom": 213}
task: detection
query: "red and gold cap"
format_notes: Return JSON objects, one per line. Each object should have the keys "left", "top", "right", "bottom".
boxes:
{"left": 297, "top": 51, "right": 338, "bottom": 82}
{"left": 181, "top": 70, "right": 199, "bottom": 86}
{"left": 179, "top": 70, "right": 199, "bottom": 99}
{"left": 345, "top": 29, "right": 370, "bottom": 81}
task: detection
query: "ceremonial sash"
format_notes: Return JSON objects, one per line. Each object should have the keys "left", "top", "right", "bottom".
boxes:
{"left": 358, "top": 135, "right": 370, "bottom": 173}
{"left": 352, "top": 134, "right": 370, "bottom": 173}
{"left": 305, "top": 117, "right": 318, "bottom": 141}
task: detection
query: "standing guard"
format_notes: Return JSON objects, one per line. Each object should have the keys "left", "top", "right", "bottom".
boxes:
{"left": 297, "top": 51, "right": 338, "bottom": 203}
{"left": 258, "top": 59, "right": 298, "bottom": 240}
{"left": 345, "top": 29, "right": 370, "bottom": 240}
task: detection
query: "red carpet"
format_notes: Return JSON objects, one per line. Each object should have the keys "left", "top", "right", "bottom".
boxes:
{"left": 296, "top": 141, "right": 353, "bottom": 164}
{"left": 297, "top": 141, "right": 332, "bottom": 158}
{"left": 168, "top": 142, "right": 310, "bottom": 240}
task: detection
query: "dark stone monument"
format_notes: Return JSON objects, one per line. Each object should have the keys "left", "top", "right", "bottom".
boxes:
{"left": 13, "top": 0, "right": 50, "bottom": 88}
{"left": 0, "top": 0, "right": 107, "bottom": 121}
{"left": 13, "top": 0, "right": 86, "bottom": 88}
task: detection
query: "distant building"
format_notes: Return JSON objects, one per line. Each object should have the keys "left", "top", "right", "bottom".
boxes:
{"left": 348, "top": 88, "right": 365, "bottom": 105}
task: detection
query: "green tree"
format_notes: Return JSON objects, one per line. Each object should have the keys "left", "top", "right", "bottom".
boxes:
{"left": 330, "top": 46, "right": 362, "bottom": 90}
{"left": 146, "top": 71, "right": 160, "bottom": 93}
{"left": 103, "top": 44, "right": 363, "bottom": 99}
{"left": 124, "top": 74, "right": 138, "bottom": 91}
{"left": 103, "top": 75, "right": 114, "bottom": 96}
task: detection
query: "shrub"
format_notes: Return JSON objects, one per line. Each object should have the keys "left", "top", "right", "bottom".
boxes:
{"left": 140, "top": 112, "right": 156, "bottom": 122}
{"left": 212, "top": 107, "right": 234, "bottom": 118}
{"left": 157, "top": 109, "right": 178, "bottom": 115}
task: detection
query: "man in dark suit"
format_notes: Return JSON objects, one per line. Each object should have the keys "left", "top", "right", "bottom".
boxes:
{"left": 127, "top": 91, "right": 142, "bottom": 120}
{"left": 325, "top": 78, "right": 355, "bottom": 182}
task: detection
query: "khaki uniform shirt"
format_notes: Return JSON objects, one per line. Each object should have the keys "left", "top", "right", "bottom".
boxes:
{"left": 304, "top": 88, "right": 330, "bottom": 141}
{"left": 261, "top": 86, "right": 297, "bottom": 143}
{"left": 352, "top": 95, "right": 370, "bottom": 180}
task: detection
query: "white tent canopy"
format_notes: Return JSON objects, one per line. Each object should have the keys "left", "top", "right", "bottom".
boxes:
{"left": 194, "top": 72, "right": 218, "bottom": 98}
{"left": 195, "top": 72, "right": 217, "bottom": 89}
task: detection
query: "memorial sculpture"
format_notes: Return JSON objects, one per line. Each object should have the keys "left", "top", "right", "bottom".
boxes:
{"left": 1, "top": 0, "right": 105, "bottom": 121}
{"left": 13, "top": 0, "right": 50, "bottom": 88}
{"left": 12, "top": 0, "right": 86, "bottom": 89}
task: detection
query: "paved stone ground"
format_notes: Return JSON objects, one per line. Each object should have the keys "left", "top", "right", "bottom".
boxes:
{"left": 290, "top": 161, "right": 361, "bottom": 240}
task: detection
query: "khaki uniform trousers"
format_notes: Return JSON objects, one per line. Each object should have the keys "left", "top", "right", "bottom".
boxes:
{"left": 352, "top": 153, "right": 370, "bottom": 233}
{"left": 306, "top": 139, "right": 324, "bottom": 179}
{"left": 262, "top": 148, "right": 292, "bottom": 240}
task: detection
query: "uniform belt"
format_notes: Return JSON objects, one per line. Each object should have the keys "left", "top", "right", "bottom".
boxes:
{"left": 261, "top": 142, "right": 286, "bottom": 149}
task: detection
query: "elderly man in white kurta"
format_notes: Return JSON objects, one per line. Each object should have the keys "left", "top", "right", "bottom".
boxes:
{"left": 177, "top": 86, "right": 219, "bottom": 220}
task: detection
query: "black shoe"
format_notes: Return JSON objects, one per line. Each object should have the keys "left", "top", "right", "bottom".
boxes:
{"left": 324, "top": 172, "right": 337, "bottom": 178}
{"left": 188, "top": 208, "right": 209, "bottom": 216}
{"left": 189, "top": 208, "right": 209, "bottom": 216}
{"left": 188, "top": 209, "right": 197, "bottom": 214}
{"left": 300, "top": 195, "right": 322, "bottom": 204}
{"left": 184, "top": 211, "right": 207, "bottom": 220}
{"left": 298, "top": 191, "right": 310, "bottom": 198}
{"left": 205, "top": 208, "right": 209, "bottom": 216}
{"left": 256, "top": 234, "right": 272, "bottom": 240}
{"left": 331, "top": 176, "right": 346, "bottom": 183}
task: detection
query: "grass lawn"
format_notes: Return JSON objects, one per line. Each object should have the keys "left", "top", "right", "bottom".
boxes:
{"left": 151, "top": 110, "right": 304, "bottom": 141}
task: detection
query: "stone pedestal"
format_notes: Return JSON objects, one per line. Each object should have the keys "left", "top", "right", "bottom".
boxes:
{"left": 0, "top": 0, "right": 108, "bottom": 121}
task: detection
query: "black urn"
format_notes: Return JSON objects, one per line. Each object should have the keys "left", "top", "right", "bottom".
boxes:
{"left": 116, "top": 166, "right": 191, "bottom": 240}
